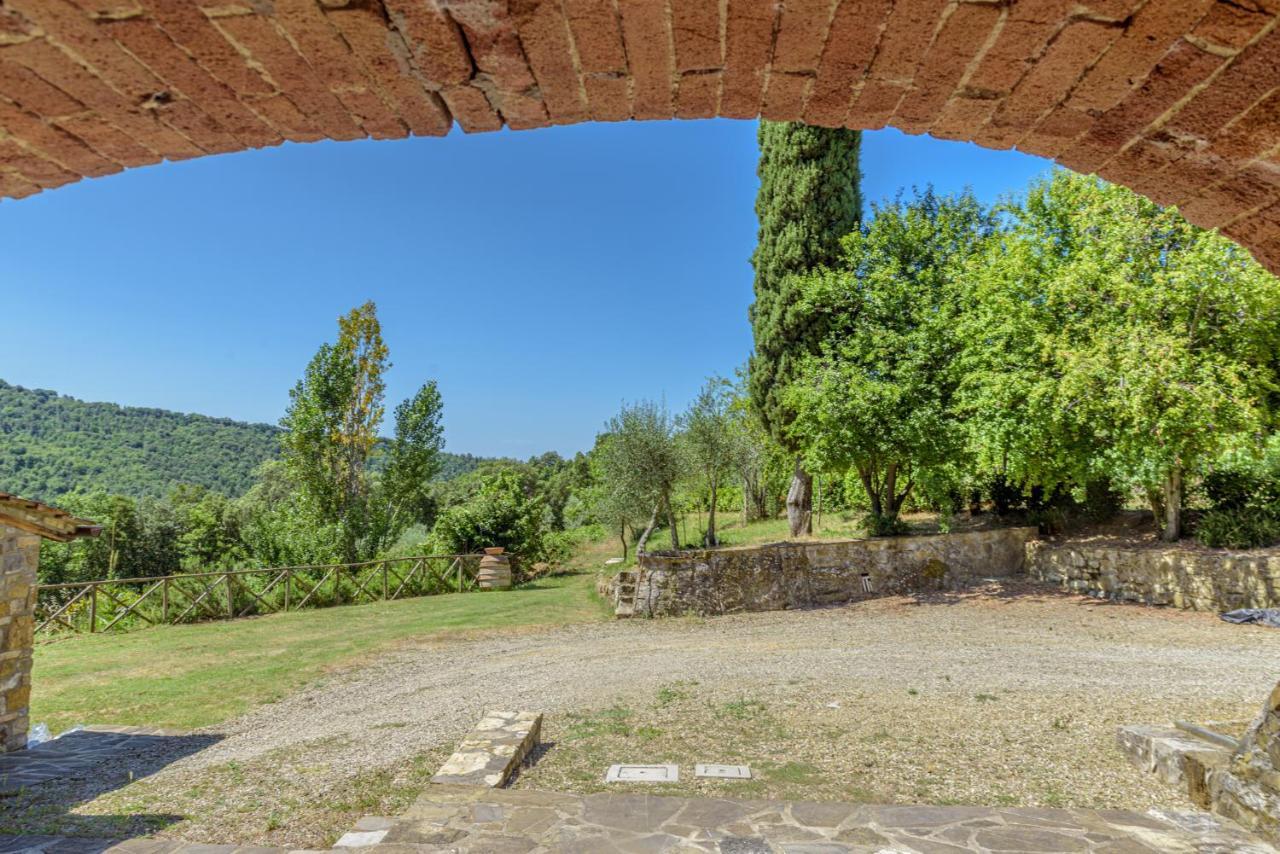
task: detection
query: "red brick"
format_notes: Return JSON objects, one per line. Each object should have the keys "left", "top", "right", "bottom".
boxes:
{"left": 269, "top": 0, "right": 404, "bottom": 139}
{"left": 104, "top": 17, "right": 285, "bottom": 148}
{"left": 966, "top": 0, "right": 1074, "bottom": 97}
{"left": 441, "top": 84, "right": 503, "bottom": 133}
{"left": 0, "top": 60, "right": 82, "bottom": 117}
{"left": 1180, "top": 166, "right": 1280, "bottom": 227}
{"left": 1064, "top": 39, "right": 1220, "bottom": 173}
{"left": 990, "top": 18, "right": 1122, "bottom": 136}
{"left": 618, "top": 0, "right": 673, "bottom": 120}
{"left": 511, "top": 0, "right": 590, "bottom": 125}
{"left": 582, "top": 74, "right": 632, "bottom": 122}
{"left": 0, "top": 101, "right": 115, "bottom": 176}
{"left": 563, "top": 0, "right": 631, "bottom": 121}
{"left": 141, "top": 1, "right": 276, "bottom": 99}
{"left": 55, "top": 113, "right": 159, "bottom": 166}
{"left": 720, "top": 0, "right": 776, "bottom": 119}
{"left": 773, "top": 0, "right": 837, "bottom": 75}
{"left": 931, "top": 95, "right": 999, "bottom": 141}
{"left": 1069, "top": 0, "right": 1215, "bottom": 114}
{"left": 866, "top": 0, "right": 950, "bottom": 84}
{"left": 893, "top": 2, "right": 1003, "bottom": 134}
{"left": 804, "top": 0, "right": 891, "bottom": 127}
{"left": 847, "top": 80, "right": 908, "bottom": 130}
{"left": 671, "top": 0, "right": 721, "bottom": 72}
{"left": 384, "top": 0, "right": 472, "bottom": 86}
{"left": 5, "top": 0, "right": 203, "bottom": 158}
{"left": 761, "top": 72, "right": 812, "bottom": 122}
{"left": 1163, "top": 26, "right": 1280, "bottom": 145}
{"left": 448, "top": 0, "right": 549, "bottom": 129}
{"left": 0, "top": 139, "right": 81, "bottom": 187}
{"left": 0, "top": 169, "right": 40, "bottom": 199}
{"left": 323, "top": 4, "right": 450, "bottom": 136}
{"left": 212, "top": 12, "right": 363, "bottom": 142}
{"left": 1193, "top": 0, "right": 1273, "bottom": 52}
{"left": 676, "top": 70, "right": 721, "bottom": 119}
{"left": 242, "top": 93, "right": 324, "bottom": 143}
{"left": 1017, "top": 104, "right": 1093, "bottom": 159}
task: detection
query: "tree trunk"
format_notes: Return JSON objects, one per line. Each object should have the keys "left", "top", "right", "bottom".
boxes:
{"left": 787, "top": 458, "right": 813, "bottom": 537}
{"left": 706, "top": 477, "right": 718, "bottom": 547}
{"left": 619, "top": 523, "right": 628, "bottom": 562}
{"left": 1162, "top": 468, "right": 1182, "bottom": 542}
{"left": 665, "top": 494, "right": 680, "bottom": 550}
{"left": 636, "top": 501, "right": 660, "bottom": 554}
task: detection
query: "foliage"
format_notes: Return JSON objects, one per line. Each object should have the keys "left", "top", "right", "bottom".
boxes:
{"left": 281, "top": 302, "right": 444, "bottom": 562}
{"left": 0, "top": 379, "right": 280, "bottom": 500}
{"left": 596, "top": 400, "right": 683, "bottom": 551}
{"left": 679, "top": 376, "right": 737, "bottom": 546}
{"left": 1196, "top": 438, "right": 1280, "bottom": 548}
{"left": 428, "top": 470, "right": 556, "bottom": 562}
{"left": 787, "top": 188, "right": 994, "bottom": 531}
{"left": 748, "top": 121, "right": 863, "bottom": 450}
{"left": 957, "top": 171, "right": 1280, "bottom": 540}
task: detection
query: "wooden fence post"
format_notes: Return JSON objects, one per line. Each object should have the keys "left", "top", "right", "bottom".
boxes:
{"left": 162, "top": 577, "right": 169, "bottom": 624}
{"left": 88, "top": 584, "right": 97, "bottom": 633}
{"left": 382, "top": 563, "right": 389, "bottom": 601}
{"left": 457, "top": 558, "right": 463, "bottom": 592}
{"left": 226, "top": 573, "right": 234, "bottom": 619}
{"left": 284, "top": 569, "right": 292, "bottom": 612}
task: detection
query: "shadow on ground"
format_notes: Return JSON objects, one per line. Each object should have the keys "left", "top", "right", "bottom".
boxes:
{"left": 0, "top": 729, "right": 220, "bottom": 839}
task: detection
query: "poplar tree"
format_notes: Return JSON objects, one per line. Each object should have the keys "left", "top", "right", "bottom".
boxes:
{"left": 748, "top": 121, "right": 862, "bottom": 536}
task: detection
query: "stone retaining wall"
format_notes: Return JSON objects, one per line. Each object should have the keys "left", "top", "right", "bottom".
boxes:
{"left": 628, "top": 527, "right": 1037, "bottom": 618}
{"left": 1026, "top": 540, "right": 1280, "bottom": 611}
{"left": 0, "top": 524, "right": 38, "bottom": 753}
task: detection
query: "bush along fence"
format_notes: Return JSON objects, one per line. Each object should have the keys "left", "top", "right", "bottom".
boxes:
{"left": 35, "top": 554, "right": 500, "bottom": 638}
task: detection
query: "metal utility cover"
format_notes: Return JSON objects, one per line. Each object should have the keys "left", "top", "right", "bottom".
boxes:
{"left": 695, "top": 763, "right": 751, "bottom": 779}
{"left": 605, "top": 764, "right": 679, "bottom": 783}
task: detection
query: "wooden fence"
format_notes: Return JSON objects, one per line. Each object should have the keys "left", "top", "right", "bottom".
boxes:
{"left": 35, "top": 554, "right": 485, "bottom": 638}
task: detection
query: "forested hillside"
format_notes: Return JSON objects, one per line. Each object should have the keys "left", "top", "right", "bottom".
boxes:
{"left": 0, "top": 380, "right": 488, "bottom": 501}
{"left": 0, "top": 380, "right": 280, "bottom": 500}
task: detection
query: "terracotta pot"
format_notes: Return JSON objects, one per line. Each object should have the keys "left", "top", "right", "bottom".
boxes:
{"left": 478, "top": 552, "right": 513, "bottom": 590}
{"left": 484, "top": 547, "right": 506, "bottom": 556}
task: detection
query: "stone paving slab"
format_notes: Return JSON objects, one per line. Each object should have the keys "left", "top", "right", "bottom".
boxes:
{"left": 0, "top": 837, "right": 299, "bottom": 854}
{"left": 369, "top": 785, "right": 1279, "bottom": 852}
{"left": 429, "top": 711, "right": 541, "bottom": 788}
{"left": 0, "top": 726, "right": 191, "bottom": 791}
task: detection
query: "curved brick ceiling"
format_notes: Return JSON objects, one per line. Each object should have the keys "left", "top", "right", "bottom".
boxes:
{"left": 1, "top": 0, "right": 1279, "bottom": 269}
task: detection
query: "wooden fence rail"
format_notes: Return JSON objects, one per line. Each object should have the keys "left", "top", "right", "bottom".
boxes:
{"left": 34, "top": 554, "right": 487, "bottom": 638}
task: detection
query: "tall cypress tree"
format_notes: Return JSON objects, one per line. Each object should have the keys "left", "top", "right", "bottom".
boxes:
{"left": 748, "top": 121, "right": 862, "bottom": 536}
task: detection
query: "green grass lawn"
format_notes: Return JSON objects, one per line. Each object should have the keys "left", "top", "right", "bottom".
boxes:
{"left": 31, "top": 571, "right": 611, "bottom": 733}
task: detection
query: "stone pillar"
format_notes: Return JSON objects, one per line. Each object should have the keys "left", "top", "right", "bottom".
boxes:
{"left": 0, "top": 524, "right": 38, "bottom": 753}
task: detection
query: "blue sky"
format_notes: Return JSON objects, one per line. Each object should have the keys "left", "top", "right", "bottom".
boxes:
{"left": 0, "top": 120, "right": 1052, "bottom": 458}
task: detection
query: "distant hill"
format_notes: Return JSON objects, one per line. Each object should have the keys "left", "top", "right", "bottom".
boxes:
{"left": 0, "top": 380, "right": 491, "bottom": 501}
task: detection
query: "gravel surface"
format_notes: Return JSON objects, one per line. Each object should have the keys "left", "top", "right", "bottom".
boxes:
{"left": 181, "top": 580, "right": 1279, "bottom": 773}
{"left": 10, "top": 581, "right": 1280, "bottom": 846}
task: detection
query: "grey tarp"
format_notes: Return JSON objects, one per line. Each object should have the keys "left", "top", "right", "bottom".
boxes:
{"left": 1220, "top": 609, "right": 1280, "bottom": 628}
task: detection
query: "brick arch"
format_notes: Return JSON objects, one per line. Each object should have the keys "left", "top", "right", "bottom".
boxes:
{"left": 2, "top": 1, "right": 1279, "bottom": 269}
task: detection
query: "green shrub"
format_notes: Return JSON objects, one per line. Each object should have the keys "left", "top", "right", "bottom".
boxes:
{"left": 861, "top": 512, "right": 911, "bottom": 537}
{"left": 1081, "top": 479, "right": 1123, "bottom": 522}
{"left": 429, "top": 471, "right": 554, "bottom": 562}
{"left": 1196, "top": 438, "right": 1280, "bottom": 549}
{"left": 1196, "top": 507, "right": 1280, "bottom": 549}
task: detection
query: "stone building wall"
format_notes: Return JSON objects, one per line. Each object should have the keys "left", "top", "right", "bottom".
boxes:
{"left": 629, "top": 527, "right": 1037, "bottom": 618}
{"left": 1026, "top": 541, "right": 1280, "bottom": 611}
{"left": 0, "top": 523, "right": 38, "bottom": 752}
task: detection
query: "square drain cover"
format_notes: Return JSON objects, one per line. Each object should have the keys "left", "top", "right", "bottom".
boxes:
{"left": 605, "top": 763, "right": 678, "bottom": 783}
{"left": 695, "top": 763, "right": 751, "bottom": 779}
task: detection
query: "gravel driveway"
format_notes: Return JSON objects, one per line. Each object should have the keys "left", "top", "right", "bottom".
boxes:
{"left": 12, "top": 581, "right": 1280, "bottom": 846}
{"left": 185, "top": 581, "right": 1280, "bottom": 771}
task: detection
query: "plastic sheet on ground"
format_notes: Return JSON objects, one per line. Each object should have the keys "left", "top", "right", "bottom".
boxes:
{"left": 1220, "top": 608, "right": 1280, "bottom": 628}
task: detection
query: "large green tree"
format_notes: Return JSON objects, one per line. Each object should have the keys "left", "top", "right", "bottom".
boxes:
{"left": 679, "top": 376, "right": 736, "bottom": 546}
{"left": 748, "top": 121, "right": 862, "bottom": 537}
{"left": 958, "top": 172, "right": 1280, "bottom": 540}
{"left": 598, "top": 400, "right": 683, "bottom": 552}
{"left": 281, "top": 302, "right": 444, "bottom": 562}
{"left": 787, "top": 189, "right": 992, "bottom": 532}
